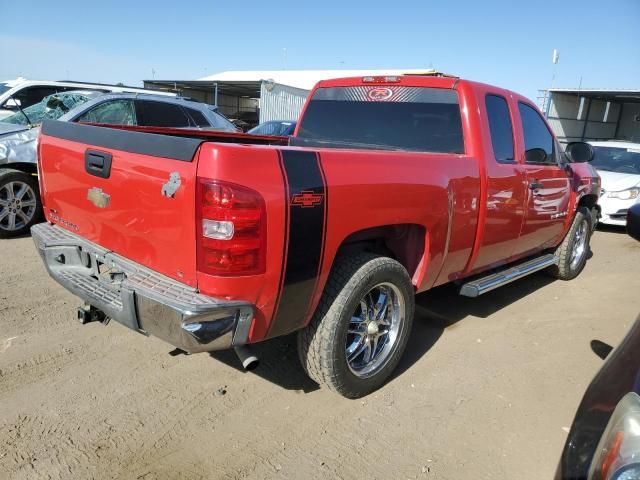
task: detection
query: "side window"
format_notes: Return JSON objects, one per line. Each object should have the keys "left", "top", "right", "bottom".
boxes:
{"left": 12, "top": 86, "right": 58, "bottom": 109}
{"left": 185, "top": 108, "right": 209, "bottom": 127}
{"left": 519, "top": 102, "right": 555, "bottom": 165}
{"left": 209, "top": 111, "right": 236, "bottom": 131}
{"left": 135, "top": 101, "right": 191, "bottom": 127}
{"left": 76, "top": 100, "right": 136, "bottom": 125}
{"left": 485, "top": 94, "right": 515, "bottom": 163}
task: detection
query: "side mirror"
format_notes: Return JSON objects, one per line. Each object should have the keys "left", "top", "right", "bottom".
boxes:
{"left": 3, "top": 98, "right": 21, "bottom": 110}
{"left": 565, "top": 142, "right": 594, "bottom": 163}
{"left": 627, "top": 203, "right": 640, "bottom": 242}
{"left": 524, "top": 147, "right": 548, "bottom": 164}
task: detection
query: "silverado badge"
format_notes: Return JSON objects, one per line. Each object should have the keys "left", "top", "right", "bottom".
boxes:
{"left": 87, "top": 187, "right": 111, "bottom": 209}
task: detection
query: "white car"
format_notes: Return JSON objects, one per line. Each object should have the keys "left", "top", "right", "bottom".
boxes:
{"left": 589, "top": 141, "right": 640, "bottom": 226}
{"left": 0, "top": 78, "right": 175, "bottom": 120}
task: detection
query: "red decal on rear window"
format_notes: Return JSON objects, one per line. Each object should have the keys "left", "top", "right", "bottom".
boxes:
{"left": 367, "top": 87, "right": 393, "bottom": 101}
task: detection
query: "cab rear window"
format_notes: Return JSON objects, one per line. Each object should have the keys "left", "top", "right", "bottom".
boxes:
{"left": 295, "top": 86, "right": 464, "bottom": 154}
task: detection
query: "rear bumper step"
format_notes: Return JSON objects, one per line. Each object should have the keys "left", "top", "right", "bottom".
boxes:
{"left": 31, "top": 223, "right": 254, "bottom": 353}
{"left": 459, "top": 254, "right": 558, "bottom": 298}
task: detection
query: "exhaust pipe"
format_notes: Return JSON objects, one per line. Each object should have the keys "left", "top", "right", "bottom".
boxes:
{"left": 234, "top": 346, "right": 259, "bottom": 371}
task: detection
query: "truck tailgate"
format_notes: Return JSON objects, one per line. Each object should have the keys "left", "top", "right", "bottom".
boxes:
{"left": 38, "top": 121, "right": 202, "bottom": 287}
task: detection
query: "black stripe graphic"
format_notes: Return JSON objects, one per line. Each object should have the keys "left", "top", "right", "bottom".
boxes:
{"left": 268, "top": 149, "right": 327, "bottom": 338}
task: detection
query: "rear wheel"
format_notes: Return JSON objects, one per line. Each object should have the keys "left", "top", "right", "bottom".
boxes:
{"left": 547, "top": 207, "right": 592, "bottom": 280}
{"left": 0, "top": 169, "right": 42, "bottom": 239}
{"left": 297, "top": 253, "right": 415, "bottom": 398}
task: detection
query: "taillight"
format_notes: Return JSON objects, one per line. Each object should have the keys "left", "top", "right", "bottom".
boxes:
{"left": 588, "top": 392, "right": 640, "bottom": 480}
{"left": 196, "top": 179, "right": 266, "bottom": 276}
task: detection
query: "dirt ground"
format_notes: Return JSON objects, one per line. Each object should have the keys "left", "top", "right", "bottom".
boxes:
{"left": 1, "top": 228, "right": 639, "bottom": 480}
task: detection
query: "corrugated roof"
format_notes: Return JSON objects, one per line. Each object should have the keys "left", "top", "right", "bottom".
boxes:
{"left": 197, "top": 69, "right": 441, "bottom": 90}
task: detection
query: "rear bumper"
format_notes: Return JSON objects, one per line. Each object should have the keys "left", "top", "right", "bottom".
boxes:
{"left": 31, "top": 223, "right": 254, "bottom": 353}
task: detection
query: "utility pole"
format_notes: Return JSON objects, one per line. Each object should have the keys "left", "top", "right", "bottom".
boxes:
{"left": 543, "top": 49, "right": 560, "bottom": 116}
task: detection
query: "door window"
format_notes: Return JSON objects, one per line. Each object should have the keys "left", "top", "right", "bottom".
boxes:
{"left": 185, "top": 108, "right": 209, "bottom": 127}
{"left": 519, "top": 102, "right": 555, "bottom": 165}
{"left": 76, "top": 100, "right": 136, "bottom": 125}
{"left": 135, "top": 100, "right": 191, "bottom": 127}
{"left": 10, "top": 86, "right": 58, "bottom": 110}
{"left": 486, "top": 95, "right": 515, "bottom": 164}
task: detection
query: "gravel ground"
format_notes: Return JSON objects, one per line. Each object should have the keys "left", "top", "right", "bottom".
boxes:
{"left": 1, "top": 227, "right": 639, "bottom": 479}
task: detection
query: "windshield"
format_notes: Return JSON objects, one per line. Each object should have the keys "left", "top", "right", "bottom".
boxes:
{"left": 2, "top": 92, "right": 91, "bottom": 125}
{"left": 591, "top": 146, "right": 640, "bottom": 174}
{"left": 296, "top": 86, "right": 464, "bottom": 153}
{"left": 0, "top": 83, "right": 11, "bottom": 96}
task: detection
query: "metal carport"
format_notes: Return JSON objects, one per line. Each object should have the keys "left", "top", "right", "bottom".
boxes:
{"left": 540, "top": 88, "right": 640, "bottom": 145}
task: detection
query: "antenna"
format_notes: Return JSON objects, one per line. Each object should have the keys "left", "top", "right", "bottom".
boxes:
{"left": 542, "top": 49, "right": 560, "bottom": 117}
{"left": 551, "top": 49, "right": 559, "bottom": 88}
{"left": 283, "top": 48, "right": 287, "bottom": 70}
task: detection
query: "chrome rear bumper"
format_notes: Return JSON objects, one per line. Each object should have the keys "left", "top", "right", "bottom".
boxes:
{"left": 31, "top": 223, "right": 254, "bottom": 353}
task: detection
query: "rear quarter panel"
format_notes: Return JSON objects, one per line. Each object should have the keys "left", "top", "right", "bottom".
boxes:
{"left": 196, "top": 143, "right": 480, "bottom": 342}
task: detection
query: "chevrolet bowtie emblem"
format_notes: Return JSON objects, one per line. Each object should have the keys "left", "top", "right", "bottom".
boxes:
{"left": 87, "top": 187, "right": 111, "bottom": 208}
{"left": 291, "top": 190, "right": 323, "bottom": 208}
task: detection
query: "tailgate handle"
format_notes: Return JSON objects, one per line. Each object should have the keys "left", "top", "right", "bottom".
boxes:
{"left": 85, "top": 149, "right": 112, "bottom": 179}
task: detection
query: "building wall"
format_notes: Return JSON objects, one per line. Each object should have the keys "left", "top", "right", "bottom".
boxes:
{"left": 142, "top": 83, "right": 258, "bottom": 120}
{"left": 259, "top": 82, "right": 309, "bottom": 123}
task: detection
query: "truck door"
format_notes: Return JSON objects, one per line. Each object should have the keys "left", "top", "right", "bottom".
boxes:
{"left": 469, "top": 92, "right": 528, "bottom": 271}
{"left": 514, "top": 101, "right": 571, "bottom": 256}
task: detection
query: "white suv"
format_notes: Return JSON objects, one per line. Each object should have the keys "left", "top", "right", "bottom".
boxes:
{"left": 0, "top": 78, "right": 174, "bottom": 120}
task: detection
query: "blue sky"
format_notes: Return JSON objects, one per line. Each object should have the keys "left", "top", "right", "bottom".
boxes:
{"left": 1, "top": 0, "right": 638, "bottom": 101}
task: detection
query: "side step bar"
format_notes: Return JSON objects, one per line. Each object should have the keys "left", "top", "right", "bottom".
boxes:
{"left": 459, "top": 254, "right": 558, "bottom": 298}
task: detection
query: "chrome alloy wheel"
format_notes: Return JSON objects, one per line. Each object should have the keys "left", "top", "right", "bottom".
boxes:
{"left": 569, "top": 219, "right": 589, "bottom": 270}
{"left": 0, "top": 181, "right": 37, "bottom": 232}
{"left": 346, "top": 282, "right": 405, "bottom": 378}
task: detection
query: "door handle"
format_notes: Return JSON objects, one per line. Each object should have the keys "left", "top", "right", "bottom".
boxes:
{"left": 529, "top": 181, "right": 544, "bottom": 191}
{"left": 85, "top": 149, "right": 112, "bottom": 179}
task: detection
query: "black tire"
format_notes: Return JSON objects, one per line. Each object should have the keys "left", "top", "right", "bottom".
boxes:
{"left": 547, "top": 207, "right": 593, "bottom": 280}
{"left": 0, "top": 169, "right": 43, "bottom": 239}
{"left": 297, "top": 253, "right": 415, "bottom": 399}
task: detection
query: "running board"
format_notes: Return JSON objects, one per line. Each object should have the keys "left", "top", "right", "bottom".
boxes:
{"left": 459, "top": 254, "right": 558, "bottom": 298}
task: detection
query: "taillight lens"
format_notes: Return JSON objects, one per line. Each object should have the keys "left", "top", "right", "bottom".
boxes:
{"left": 588, "top": 392, "right": 640, "bottom": 480}
{"left": 196, "top": 179, "right": 266, "bottom": 276}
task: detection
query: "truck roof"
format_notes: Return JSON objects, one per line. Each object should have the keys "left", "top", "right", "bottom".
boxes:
{"left": 313, "top": 75, "right": 528, "bottom": 105}
{"left": 316, "top": 75, "right": 459, "bottom": 89}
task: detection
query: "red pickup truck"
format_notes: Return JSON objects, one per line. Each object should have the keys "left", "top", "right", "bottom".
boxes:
{"left": 32, "top": 75, "right": 600, "bottom": 398}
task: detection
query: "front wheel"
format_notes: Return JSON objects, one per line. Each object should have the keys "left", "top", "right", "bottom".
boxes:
{"left": 297, "top": 253, "right": 415, "bottom": 398}
{"left": 0, "top": 169, "right": 42, "bottom": 239}
{"left": 547, "top": 207, "right": 593, "bottom": 280}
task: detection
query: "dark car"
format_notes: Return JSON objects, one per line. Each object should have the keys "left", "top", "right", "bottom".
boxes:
{"left": 248, "top": 120, "right": 297, "bottom": 136}
{"left": 0, "top": 92, "right": 237, "bottom": 238}
{"left": 556, "top": 203, "right": 640, "bottom": 480}
{"left": 60, "top": 93, "right": 237, "bottom": 132}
